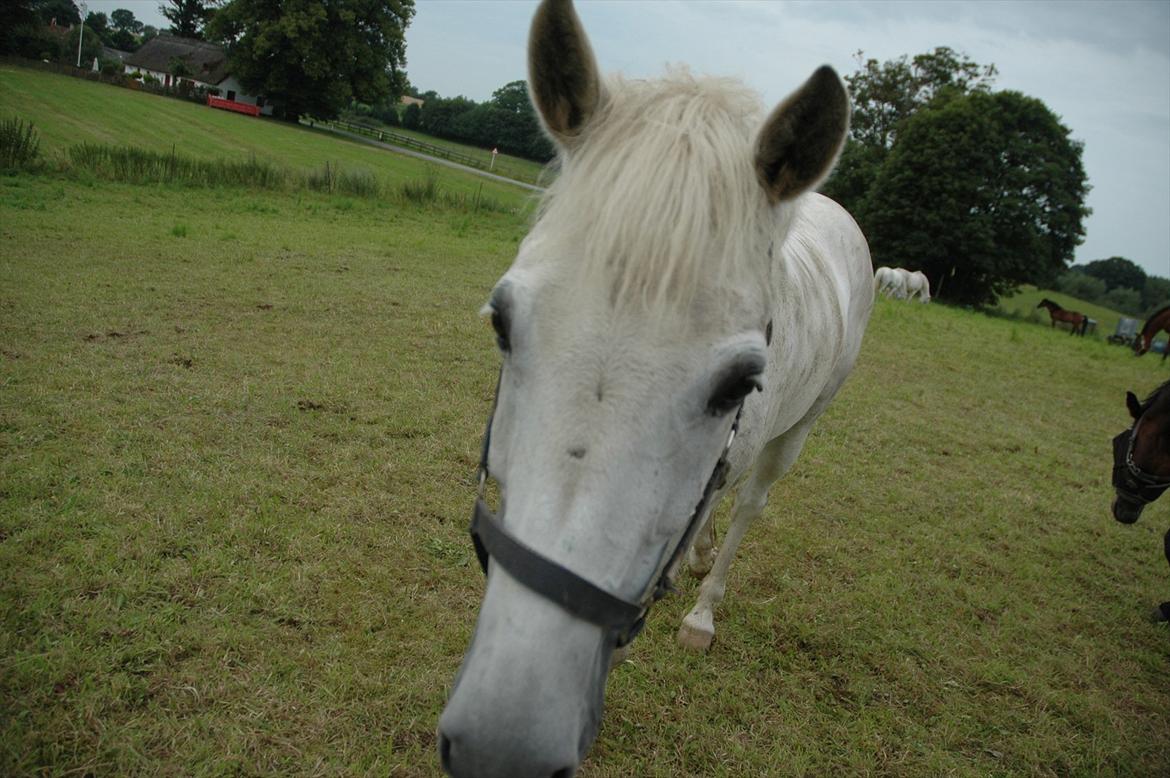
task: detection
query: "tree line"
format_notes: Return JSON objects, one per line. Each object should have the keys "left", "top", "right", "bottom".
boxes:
{"left": 398, "top": 81, "right": 555, "bottom": 162}
{"left": 821, "top": 48, "right": 1096, "bottom": 307}
{"left": 1054, "top": 257, "right": 1170, "bottom": 319}
{"left": 2, "top": 1, "right": 159, "bottom": 66}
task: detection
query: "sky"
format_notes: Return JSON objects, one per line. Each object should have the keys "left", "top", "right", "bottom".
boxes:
{"left": 89, "top": 1, "right": 1170, "bottom": 278}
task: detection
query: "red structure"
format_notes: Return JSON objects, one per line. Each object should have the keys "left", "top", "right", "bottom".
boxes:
{"left": 207, "top": 95, "right": 260, "bottom": 117}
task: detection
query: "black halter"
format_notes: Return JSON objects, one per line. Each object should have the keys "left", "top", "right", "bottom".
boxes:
{"left": 1111, "top": 417, "right": 1170, "bottom": 508}
{"left": 468, "top": 371, "right": 742, "bottom": 647}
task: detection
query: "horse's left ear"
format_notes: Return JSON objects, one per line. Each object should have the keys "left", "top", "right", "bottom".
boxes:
{"left": 755, "top": 65, "right": 850, "bottom": 203}
{"left": 1126, "top": 391, "right": 1142, "bottom": 420}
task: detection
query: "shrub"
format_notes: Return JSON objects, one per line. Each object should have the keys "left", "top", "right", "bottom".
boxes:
{"left": 0, "top": 116, "right": 41, "bottom": 171}
{"left": 399, "top": 166, "right": 440, "bottom": 204}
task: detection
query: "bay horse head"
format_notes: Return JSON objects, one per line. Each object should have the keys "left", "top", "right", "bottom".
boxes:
{"left": 1112, "top": 382, "right": 1170, "bottom": 524}
{"left": 437, "top": 0, "right": 854, "bottom": 775}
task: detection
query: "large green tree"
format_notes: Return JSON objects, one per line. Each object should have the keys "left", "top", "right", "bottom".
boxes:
{"left": 863, "top": 90, "right": 1090, "bottom": 306}
{"left": 822, "top": 47, "right": 996, "bottom": 219}
{"left": 1078, "top": 256, "right": 1147, "bottom": 293}
{"left": 208, "top": 0, "right": 414, "bottom": 121}
{"left": 160, "top": 0, "right": 216, "bottom": 40}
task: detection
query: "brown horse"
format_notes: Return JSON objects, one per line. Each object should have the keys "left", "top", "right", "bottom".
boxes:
{"left": 1111, "top": 379, "right": 1170, "bottom": 621}
{"left": 1036, "top": 298, "right": 1087, "bottom": 336}
{"left": 1133, "top": 304, "right": 1170, "bottom": 361}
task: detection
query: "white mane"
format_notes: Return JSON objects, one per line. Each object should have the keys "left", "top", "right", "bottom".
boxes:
{"left": 534, "top": 68, "right": 775, "bottom": 313}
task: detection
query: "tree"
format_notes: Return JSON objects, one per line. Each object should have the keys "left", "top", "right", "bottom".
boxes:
{"left": 34, "top": 0, "right": 81, "bottom": 27}
{"left": 0, "top": 1, "right": 40, "bottom": 55}
{"left": 64, "top": 23, "right": 102, "bottom": 66}
{"left": 160, "top": 0, "right": 215, "bottom": 40}
{"left": 1055, "top": 270, "right": 1107, "bottom": 302}
{"left": 402, "top": 102, "right": 421, "bottom": 130}
{"left": 84, "top": 11, "right": 108, "bottom": 36}
{"left": 491, "top": 80, "right": 531, "bottom": 114}
{"left": 111, "top": 8, "right": 144, "bottom": 34}
{"left": 1141, "top": 276, "right": 1170, "bottom": 313}
{"left": 1078, "top": 256, "right": 1147, "bottom": 293}
{"left": 208, "top": 0, "right": 415, "bottom": 121}
{"left": 864, "top": 90, "right": 1090, "bottom": 306}
{"left": 822, "top": 47, "right": 996, "bottom": 223}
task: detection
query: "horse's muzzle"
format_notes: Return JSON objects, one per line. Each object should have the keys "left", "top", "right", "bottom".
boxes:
{"left": 1111, "top": 494, "right": 1144, "bottom": 524}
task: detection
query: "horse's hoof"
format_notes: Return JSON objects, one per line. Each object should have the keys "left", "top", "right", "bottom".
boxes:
{"left": 678, "top": 612, "right": 715, "bottom": 652}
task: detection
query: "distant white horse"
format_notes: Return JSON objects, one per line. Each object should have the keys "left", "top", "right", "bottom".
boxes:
{"left": 438, "top": 1, "right": 873, "bottom": 775}
{"left": 874, "top": 266, "right": 906, "bottom": 298}
{"left": 874, "top": 266, "right": 930, "bottom": 303}
{"left": 903, "top": 270, "right": 931, "bottom": 303}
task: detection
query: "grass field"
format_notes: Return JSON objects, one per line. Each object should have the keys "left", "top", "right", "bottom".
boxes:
{"left": 3, "top": 67, "right": 1170, "bottom": 776}
{"left": 0, "top": 65, "right": 536, "bottom": 205}
{"left": 3, "top": 170, "right": 1169, "bottom": 776}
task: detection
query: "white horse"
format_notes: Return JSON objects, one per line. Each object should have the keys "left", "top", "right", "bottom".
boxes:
{"left": 903, "top": 269, "right": 931, "bottom": 303}
{"left": 874, "top": 265, "right": 905, "bottom": 298}
{"left": 874, "top": 266, "right": 930, "bottom": 303}
{"left": 439, "top": 1, "right": 873, "bottom": 775}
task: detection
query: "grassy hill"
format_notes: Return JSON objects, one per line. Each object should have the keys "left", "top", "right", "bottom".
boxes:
{"left": 0, "top": 64, "right": 537, "bottom": 204}
{"left": 3, "top": 72, "right": 1170, "bottom": 774}
{"left": 995, "top": 285, "right": 1137, "bottom": 339}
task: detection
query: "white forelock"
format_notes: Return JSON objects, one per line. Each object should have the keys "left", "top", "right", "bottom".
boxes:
{"left": 533, "top": 67, "right": 776, "bottom": 315}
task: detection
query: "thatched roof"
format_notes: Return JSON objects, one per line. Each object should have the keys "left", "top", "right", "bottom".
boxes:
{"left": 125, "top": 35, "right": 229, "bottom": 85}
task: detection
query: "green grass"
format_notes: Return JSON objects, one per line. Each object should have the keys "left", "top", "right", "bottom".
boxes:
{"left": 2, "top": 172, "right": 1168, "bottom": 776}
{"left": 995, "top": 284, "right": 1136, "bottom": 339}
{"left": 0, "top": 64, "right": 535, "bottom": 207}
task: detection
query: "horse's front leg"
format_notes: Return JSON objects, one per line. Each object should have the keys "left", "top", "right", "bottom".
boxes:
{"left": 678, "top": 425, "right": 812, "bottom": 651}
{"left": 685, "top": 487, "right": 727, "bottom": 578}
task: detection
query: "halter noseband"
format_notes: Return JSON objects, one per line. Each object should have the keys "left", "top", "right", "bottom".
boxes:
{"left": 1112, "top": 415, "right": 1170, "bottom": 507}
{"left": 467, "top": 370, "right": 742, "bottom": 648}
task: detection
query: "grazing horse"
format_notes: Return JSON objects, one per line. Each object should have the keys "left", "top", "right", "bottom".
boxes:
{"left": 874, "top": 267, "right": 929, "bottom": 302}
{"left": 1110, "top": 381, "right": 1170, "bottom": 622}
{"left": 1036, "top": 298, "right": 1087, "bottom": 336}
{"left": 903, "top": 270, "right": 931, "bottom": 303}
{"left": 1133, "top": 304, "right": 1170, "bottom": 361}
{"left": 875, "top": 266, "right": 904, "bottom": 298}
{"left": 438, "top": 1, "right": 872, "bottom": 775}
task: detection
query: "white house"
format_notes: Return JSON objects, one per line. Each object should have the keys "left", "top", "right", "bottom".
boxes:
{"left": 124, "top": 34, "right": 272, "bottom": 116}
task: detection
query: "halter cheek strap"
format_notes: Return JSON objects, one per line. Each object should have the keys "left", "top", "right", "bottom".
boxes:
{"left": 467, "top": 368, "right": 742, "bottom": 647}
{"left": 1112, "top": 421, "right": 1170, "bottom": 506}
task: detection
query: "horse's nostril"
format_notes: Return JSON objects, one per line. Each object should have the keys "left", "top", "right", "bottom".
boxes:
{"left": 438, "top": 731, "right": 454, "bottom": 774}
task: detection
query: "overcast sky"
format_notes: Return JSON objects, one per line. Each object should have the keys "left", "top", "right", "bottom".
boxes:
{"left": 92, "top": 0, "right": 1170, "bottom": 278}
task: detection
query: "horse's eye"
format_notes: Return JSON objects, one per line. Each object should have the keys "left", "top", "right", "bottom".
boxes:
{"left": 490, "top": 307, "right": 511, "bottom": 353}
{"left": 707, "top": 372, "right": 762, "bottom": 416}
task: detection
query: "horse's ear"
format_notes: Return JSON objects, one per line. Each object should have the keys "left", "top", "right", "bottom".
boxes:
{"left": 754, "top": 65, "right": 850, "bottom": 202}
{"left": 527, "top": 0, "right": 603, "bottom": 149}
{"left": 1126, "top": 391, "right": 1142, "bottom": 420}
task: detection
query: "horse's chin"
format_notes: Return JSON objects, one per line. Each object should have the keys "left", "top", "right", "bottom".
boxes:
{"left": 1111, "top": 495, "right": 1143, "bottom": 524}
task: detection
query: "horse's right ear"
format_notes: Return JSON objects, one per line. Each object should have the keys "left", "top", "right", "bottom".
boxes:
{"left": 1126, "top": 391, "right": 1142, "bottom": 420}
{"left": 527, "top": 0, "right": 603, "bottom": 150}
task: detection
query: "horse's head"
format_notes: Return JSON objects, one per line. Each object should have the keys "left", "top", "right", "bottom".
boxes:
{"left": 1132, "top": 334, "right": 1150, "bottom": 356}
{"left": 437, "top": 1, "right": 850, "bottom": 775}
{"left": 1112, "top": 385, "right": 1170, "bottom": 523}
